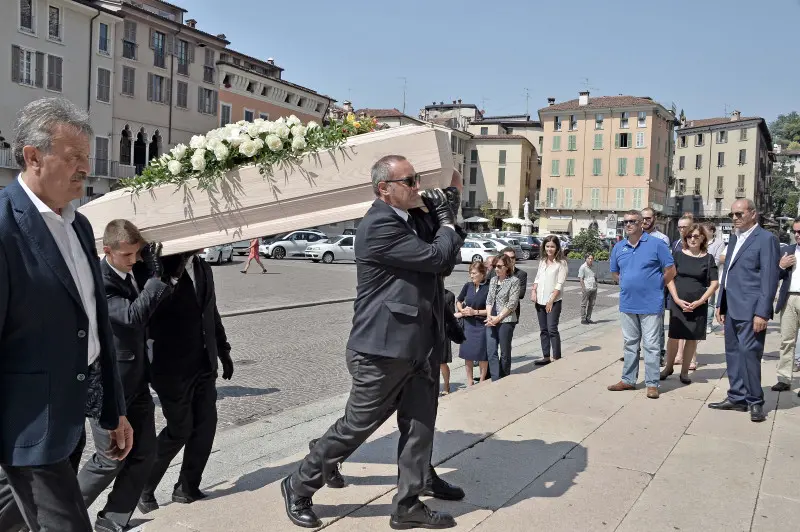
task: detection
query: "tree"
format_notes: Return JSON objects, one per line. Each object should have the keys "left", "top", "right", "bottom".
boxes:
{"left": 479, "top": 201, "right": 509, "bottom": 229}
{"left": 789, "top": 141, "right": 800, "bottom": 151}
{"left": 679, "top": 109, "right": 685, "bottom": 122}
{"left": 769, "top": 158, "right": 800, "bottom": 218}
{"left": 769, "top": 111, "right": 800, "bottom": 147}
{"left": 570, "top": 228, "right": 604, "bottom": 256}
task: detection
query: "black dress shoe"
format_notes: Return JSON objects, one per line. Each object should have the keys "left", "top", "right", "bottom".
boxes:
{"left": 750, "top": 404, "right": 767, "bottom": 422}
{"left": 422, "top": 471, "right": 464, "bottom": 501}
{"left": 389, "top": 502, "right": 456, "bottom": 530}
{"left": 137, "top": 495, "right": 159, "bottom": 514}
{"left": 172, "top": 486, "right": 207, "bottom": 504}
{"left": 281, "top": 476, "right": 321, "bottom": 528}
{"left": 94, "top": 513, "right": 125, "bottom": 532}
{"left": 309, "top": 439, "right": 346, "bottom": 488}
{"left": 708, "top": 398, "right": 748, "bottom": 411}
{"left": 771, "top": 382, "right": 791, "bottom": 392}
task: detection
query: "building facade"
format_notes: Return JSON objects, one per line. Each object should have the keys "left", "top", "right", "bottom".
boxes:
{"left": 670, "top": 111, "right": 773, "bottom": 231}
{"left": 536, "top": 92, "right": 677, "bottom": 236}
{"left": 356, "top": 108, "right": 425, "bottom": 129}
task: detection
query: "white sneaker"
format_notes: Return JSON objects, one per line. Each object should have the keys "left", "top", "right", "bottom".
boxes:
{"left": 706, "top": 326, "right": 712, "bottom": 334}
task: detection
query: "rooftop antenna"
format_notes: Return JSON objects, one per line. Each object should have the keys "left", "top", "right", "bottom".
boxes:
{"left": 581, "top": 77, "right": 599, "bottom": 92}
{"left": 723, "top": 103, "right": 734, "bottom": 117}
{"left": 480, "top": 96, "right": 490, "bottom": 113}
{"left": 398, "top": 77, "right": 407, "bottom": 114}
{"left": 524, "top": 88, "right": 530, "bottom": 116}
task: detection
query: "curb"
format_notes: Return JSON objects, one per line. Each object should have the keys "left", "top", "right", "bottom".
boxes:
{"left": 219, "top": 297, "right": 355, "bottom": 317}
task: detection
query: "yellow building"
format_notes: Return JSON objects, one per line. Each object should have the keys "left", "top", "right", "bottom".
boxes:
{"left": 537, "top": 92, "right": 677, "bottom": 236}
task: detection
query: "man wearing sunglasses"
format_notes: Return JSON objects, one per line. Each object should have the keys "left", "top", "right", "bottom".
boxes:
{"left": 772, "top": 216, "right": 800, "bottom": 395}
{"left": 712, "top": 199, "right": 780, "bottom": 422}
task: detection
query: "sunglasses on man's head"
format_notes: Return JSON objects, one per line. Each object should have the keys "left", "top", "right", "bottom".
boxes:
{"left": 385, "top": 174, "right": 421, "bottom": 188}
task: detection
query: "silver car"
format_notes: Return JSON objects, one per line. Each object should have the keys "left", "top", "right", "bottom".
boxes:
{"left": 305, "top": 235, "right": 356, "bottom": 263}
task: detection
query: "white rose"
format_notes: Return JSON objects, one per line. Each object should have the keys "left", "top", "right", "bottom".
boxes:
{"left": 167, "top": 159, "right": 182, "bottom": 176}
{"left": 258, "top": 120, "right": 273, "bottom": 134}
{"left": 239, "top": 139, "right": 260, "bottom": 158}
{"left": 205, "top": 129, "right": 222, "bottom": 142}
{"left": 170, "top": 144, "right": 188, "bottom": 160}
{"left": 275, "top": 124, "right": 290, "bottom": 140}
{"left": 307, "top": 121, "right": 319, "bottom": 130}
{"left": 266, "top": 134, "right": 283, "bottom": 152}
{"left": 290, "top": 125, "right": 307, "bottom": 138}
{"left": 213, "top": 143, "right": 229, "bottom": 161}
{"left": 275, "top": 116, "right": 286, "bottom": 125}
{"left": 236, "top": 120, "right": 246, "bottom": 126}
{"left": 291, "top": 136, "right": 307, "bottom": 151}
{"left": 189, "top": 135, "right": 207, "bottom": 150}
{"left": 190, "top": 149, "right": 207, "bottom": 171}
{"left": 246, "top": 123, "right": 261, "bottom": 138}
{"left": 227, "top": 133, "right": 248, "bottom": 147}
{"left": 287, "top": 115, "right": 301, "bottom": 127}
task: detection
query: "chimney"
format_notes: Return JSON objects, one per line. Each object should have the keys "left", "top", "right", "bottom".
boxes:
{"left": 547, "top": 97, "right": 556, "bottom": 106}
{"left": 216, "top": 33, "right": 226, "bottom": 40}
{"left": 185, "top": 18, "right": 197, "bottom": 28}
{"left": 457, "top": 99, "right": 462, "bottom": 104}
{"left": 731, "top": 110, "right": 741, "bottom": 121}
{"left": 267, "top": 58, "right": 275, "bottom": 65}
{"left": 579, "top": 90, "right": 589, "bottom": 106}
{"left": 452, "top": 100, "right": 457, "bottom": 104}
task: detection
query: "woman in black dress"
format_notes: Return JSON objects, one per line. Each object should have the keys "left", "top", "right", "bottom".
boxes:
{"left": 661, "top": 223, "right": 719, "bottom": 384}
{"left": 457, "top": 261, "right": 490, "bottom": 384}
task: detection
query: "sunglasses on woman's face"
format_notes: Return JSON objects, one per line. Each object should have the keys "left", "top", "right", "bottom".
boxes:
{"left": 687, "top": 234, "right": 702, "bottom": 240}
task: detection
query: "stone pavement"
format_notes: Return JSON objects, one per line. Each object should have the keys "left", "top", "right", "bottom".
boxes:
{"left": 133, "top": 314, "right": 799, "bottom": 532}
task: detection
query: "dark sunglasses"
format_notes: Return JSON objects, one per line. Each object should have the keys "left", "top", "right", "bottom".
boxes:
{"left": 687, "top": 234, "right": 703, "bottom": 240}
{"left": 623, "top": 219, "right": 639, "bottom": 225}
{"left": 384, "top": 174, "right": 420, "bottom": 188}
{"left": 729, "top": 211, "right": 750, "bottom": 219}
{"left": 793, "top": 230, "right": 800, "bottom": 235}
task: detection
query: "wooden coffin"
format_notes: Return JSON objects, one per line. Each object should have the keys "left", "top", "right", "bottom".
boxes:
{"left": 78, "top": 124, "right": 455, "bottom": 256}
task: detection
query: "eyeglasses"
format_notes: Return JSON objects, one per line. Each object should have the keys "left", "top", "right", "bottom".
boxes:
{"left": 384, "top": 174, "right": 421, "bottom": 188}
{"left": 793, "top": 230, "right": 800, "bottom": 235}
{"left": 729, "top": 210, "right": 751, "bottom": 219}
{"left": 687, "top": 234, "right": 702, "bottom": 240}
{"left": 623, "top": 219, "right": 639, "bottom": 225}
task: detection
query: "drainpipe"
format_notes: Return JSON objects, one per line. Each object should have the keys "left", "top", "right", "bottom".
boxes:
{"left": 87, "top": 10, "right": 100, "bottom": 111}
{"left": 168, "top": 27, "right": 182, "bottom": 145}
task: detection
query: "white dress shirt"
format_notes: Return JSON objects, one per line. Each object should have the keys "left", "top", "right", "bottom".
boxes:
{"left": 18, "top": 175, "right": 101, "bottom": 366}
{"left": 722, "top": 224, "right": 758, "bottom": 287}
{"left": 105, "top": 258, "right": 139, "bottom": 293}
{"left": 788, "top": 247, "right": 800, "bottom": 293}
{"left": 170, "top": 255, "right": 197, "bottom": 290}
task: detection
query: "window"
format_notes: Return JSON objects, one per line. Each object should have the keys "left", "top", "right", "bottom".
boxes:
{"left": 554, "top": 116, "right": 562, "bottom": 131}
{"left": 716, "top": 175, "right": 724, "bottom": 190}
{"left": 616, "top": 188, "right": 625, "bottom": 209}
{"left": 740, "top": 128, "right": 748, "bottom": 141}
{"left": 617, "top": 158, "right": 627, "bottom": 176}
{"left": 632, "top": 188, "right": 643, "bottom": 209}
{"left": 694, "top": 178, "right": 701, "bottom": 195}
{"left": 634, "top": 157, "right": 644, "bottom": 176}
{"left": 595, "top": 114, "right": 604, "bottom": 130}
{"left": 469, "top": 167, "right": 477, "bottom": 184}
{"left": 123, "top": 20, "right": 137, "bottom": 60}
{"left": 546, "top": 187, "right": 558, "bottom": 208}
{"left": 94, "top": 137, "right": 109, "bottom": 176}
{"left": 499, "top": 150, "right": 506, "bottom": 165}
{"left": 203, "top": 49, "right": 215, "bottom": 83}
{"left": 220, "top": 103, "right": 231, "bottom": 126}
{"left": 679, "top": 135, "right": 687, "bottom": 148}
{"left": 593, "top": 134, "right": 603, "bottom": 149}
{"left": 98, "top": 23, "right": 110, "bottom": 55}
{"left": 615, "top": 133, "right": 631, "bottom": 148}
{"left": 656, "top": 163, "right": 660, "bottom": 180}
{"left": 695, "top": 133, "right": 704, "bottom": 146}
{"left": 592, "top": 158, "right": 602, "bottom": 176}
{"left": 591, "top": 188, "right": 600, "bottom": 209}
{"left": 470, "top": 150, "right": 477, "bottom": 163}
{"left": 569, "top": 115, "right": 577, "bottom": 131}
{"left": 244, "top": 109, "right": 254, "bottom": 122}
{"left": 121, "top": 66, "right": 135, "bottom": 96}
{"left": 565, "top": 188, "right": 573, "bottom": 208}
{"left": 550, "top": 160, "right": 560, "bottom": 176}
{"left": 497, "top": 167, "right": 505, "bottom": 186}
{"left": 738, "top": 175, "right": 745, "bottom": 188}
{"left": 620, "top": 112, "right": 629, "bottom": 129}
{"left": 717, "top": 130, "right": 727, "bottom": 143}
{"left": 468, "top": 191, "right": 476, "bottom": 207}
{"left": 635, "top": 132, "right": 645, "bottom": 148}
{"left": 567, "top": 135, "right": 577, "bottom": 151}
{"left": 717, "top": 152, "right": 725, "bottom": 167}
{"left": 197, "top": 87, "right": 217, "bottom": 115}
{"left": 20, "top": 0, "right": 34, "bottom": 33}
{"left": 177, "top": 39, "right": 189, "bottom": 75}
{"left": 679, "top": 156, "right": 686, "bottom": 170}
{"left": 739, "top": 149, "right": 747, "bottom": 165}
{"left": 94, "top": 68, "right": 110, "bottom": 102}
{"left": 147, "top": 73, "right": 169, "bottom": 104}
{"left": 259, "top": 113, "right": 269, "bottom": 120}
{"left": 480, "top": 127, "right": 488, "bottom": 135}
{"left": 11, "top": 46, "right": 41, "bottom": 87}
{"left": 566, "top": 158, "right": 575, "bottom": 176}
{"left": 151, "top": 30, "right": 166, "bottom": 68}
{"left": 552, "top": 136, "right": 561, "bottom": 151}
{"left": 695, "top": 154, "right": 702, "bottom": 169}
{"left": 48, "top": 5, "right": 61, "bottom": 41}
{"left": 538, "top": 137, "right": 543, "bottom": 153}
{"left": 496, "top": 192, "right": 504, "bottom": 207}
{"left": 637, "top": 111, "right": 646, "bottom": 127}
{"left": 176, "top": 81, "right": 188, "bottom": 108}
{"left": 46, "top": 55, "right": 62, "bottom": 91}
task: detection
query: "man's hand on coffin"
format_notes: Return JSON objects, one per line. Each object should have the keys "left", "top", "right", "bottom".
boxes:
{"left": 443, "top": 187, "right": 461, "bottom": 219}
{"left": 140, "top": 242, "right": 164, "bottom": 278}
{"left": 219, "top": 352, "right": 234, "bottom": 380}
{"left": 419, "top": 188, "right": 456, "bottom": 227}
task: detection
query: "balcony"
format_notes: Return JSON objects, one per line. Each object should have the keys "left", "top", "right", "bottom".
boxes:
{"left": 154, "top": 52, "right": 166, "bottom": 69}
{"left": 735, "top": 187, "right": 746, "bottom": 198}
{"left": 714, "top": 188, "right": 725, "bottom": 199}
{"left": 92, "top": 159, "right": 136, "bottom": 180}
{"left": 203, "top": 66, "right": 215, "bottom": 84}
{"left": 536, "top": 200, "right": 636, "bottom": 212}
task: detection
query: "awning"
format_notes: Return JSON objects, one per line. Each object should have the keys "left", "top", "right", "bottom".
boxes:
{"left": 545, "top": 218, "right": 572, "bottom": 233}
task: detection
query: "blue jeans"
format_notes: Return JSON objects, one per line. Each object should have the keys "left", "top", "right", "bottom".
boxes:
{"left": 620, "top": 313, "right": 662, "bottom": 388}
{"left": 486, "top": 322, "right": 515, "bottom": 382}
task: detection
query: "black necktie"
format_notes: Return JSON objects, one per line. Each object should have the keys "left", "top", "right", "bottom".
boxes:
{"left": 125, "top": 273, "right": 137, "bottom": 294}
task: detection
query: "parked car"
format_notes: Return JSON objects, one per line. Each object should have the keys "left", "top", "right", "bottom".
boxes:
{"left": 460, "top": 239, "right": 499, "bottom": 263}
{"left": 260, "top": 230, "right": 328, "bottom": 259}
{"left": 232, "top": 240, "right": 251, "bottom": 256}
{"left": 485, "top": 238, "right": 524, "bottom": 260}
{"left": 508, "top": 234, "right": 541, "bottom": 260}
{"left": 199, "top": 244, "right": 234, "bottom": 264}
{"left": 305, "top": 235, "right": 355, "bottom": 263}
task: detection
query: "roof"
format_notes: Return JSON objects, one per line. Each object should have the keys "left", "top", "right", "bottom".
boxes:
{"left": 677, "top": 116, "right": 762, "bottom": 129}
{"left": 778, "top": 150, "right": 800, "bottom": 156}
{"left": 539, "top": 95, "right": 665, "bottom": 113}
{"left": 218, "top": 60, "right": 334, "bottom": 101}
{"left": 118, "top": 2, "right": 229, "bottom": 43}
{"left": 357, "top": 108, "right": 405, "bottom": 118}
{"left": 223, "top": 48, "right": 285, "bottom": 74}
{"left": 71, "top": 0, "right": 122, "bottom": 17}
{"left": 424, "top": 103, "right": 479, "bottom": 110}
{"left": 148, "top": 0, "right": 187, "bottom": 12}
{"left": 475, "top": 119, "right": 542, "bottom": 127}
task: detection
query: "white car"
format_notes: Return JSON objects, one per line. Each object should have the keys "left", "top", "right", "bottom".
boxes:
{"left": 260, "top": 230, "right": 328, "bottom": 259}
{"left": 460, "top": 239, "right": 499, "bottom": 263}
{"left": 305, "top": 235, "right": 356, "bottom": 263}
{"left": 199, "top": 244, "right": 234, "bottom": 264}
{"left": 485, "top": 238, "right": 525, "bottom": 260}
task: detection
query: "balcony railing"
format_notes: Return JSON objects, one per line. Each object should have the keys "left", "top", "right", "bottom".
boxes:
{"left": 122, "top": 41, "right": 137, "bottom": 60}
{"left": 536, "top": 200, "right": 641, "bottom": 212}
{"left": 735, "top": 187, "right": 746, "bottom": 198}
{"left": 714, "top": 188, "right": 725, "bottom": 199}
{"left": 92, "top": 159, "right": 137, "bottom": 179}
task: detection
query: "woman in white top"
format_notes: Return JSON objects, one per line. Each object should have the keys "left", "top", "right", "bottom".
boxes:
{"left": 532, "top": 235, "right": 568, "bottom": 365}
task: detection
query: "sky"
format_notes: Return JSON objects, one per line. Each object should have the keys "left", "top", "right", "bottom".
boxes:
{"left": 184, "top": 0, "right": 798, "bottom": 125}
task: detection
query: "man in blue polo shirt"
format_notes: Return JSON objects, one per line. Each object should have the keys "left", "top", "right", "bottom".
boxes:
{"left": 608, "top": 210, "right": 676, "bottom": 399}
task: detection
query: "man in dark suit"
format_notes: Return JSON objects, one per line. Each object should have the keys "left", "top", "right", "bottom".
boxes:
{"left": 0, "top": 97, "right": 131, "bottom": 531}
{"left": 712, "top": 199, "right": 780, "bottom": 422}
{"left": 138, "top": 249, "right": 234, "bottom": 511}
{"left": 75, "top": 220, "right": 172, "bottom": 531}
{"left": 771, "top": 216, "right": 800, "bottom": 394}
{"left": 281, "top": 155, "right": 463, "bottom": 529}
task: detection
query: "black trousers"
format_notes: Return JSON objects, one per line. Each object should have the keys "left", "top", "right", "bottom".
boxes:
{"left": 292, "top": 351, "right": 436, "bottom": 511}
{"left": 0, "top": 431, "right": 90, "bottom": 532}
{"left": 76, "top": 388, "right": 156, "bottom": 526}
{"left": 536, "top": 300, "right": 562, "bottom": 360}
{"left": 143, "top": 370, "right": 217, "bottom": 497}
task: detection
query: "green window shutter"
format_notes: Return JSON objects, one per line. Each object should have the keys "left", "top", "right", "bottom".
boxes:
{"left": 553, "top": 136, "right": 561, "bottom": 151}
{"left": 656, "top": 163, "right": 660, "bottom": 180}
{"left": 566, "top": 159, "right": 575, "bottom": 176}
{"left": 615, "top": 133, "right": 620, "bottom": 148}
{"left": 551, "top": 159, "right": 559, "bottom": 176}
{"left": 568, "top": 135, "right": 576, "bottom": 151}
{"left": 634, "top": 157, "right": 643, "bottom": 175}
{"left": 594, "top": 134, "right": 602, "bottom": 149}
{"left": 593, "top": 158, "right": 601, "bottom": 175}
{"left": 622, "top": 158, "right": 628, "bottom": 175}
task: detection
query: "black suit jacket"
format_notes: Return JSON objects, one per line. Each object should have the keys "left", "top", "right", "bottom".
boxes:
{"left": 346, "top": 199, "right": 463, "bottom": 361}
{"left": 775, "top": 244, "right": 797, "bottom": 314}
{"left": 148, "top": 256, "right": 231, "bottom": 375}
{"left": 102, "top": 259, "right": 172, "bottom": 398}
{"left": 0, "top": 179, "right": 125, "bottom": 467}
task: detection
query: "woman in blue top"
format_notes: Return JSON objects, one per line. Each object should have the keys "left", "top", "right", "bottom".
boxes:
{"left": 456, "top": 260, "right": 491, "bottom": 384}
